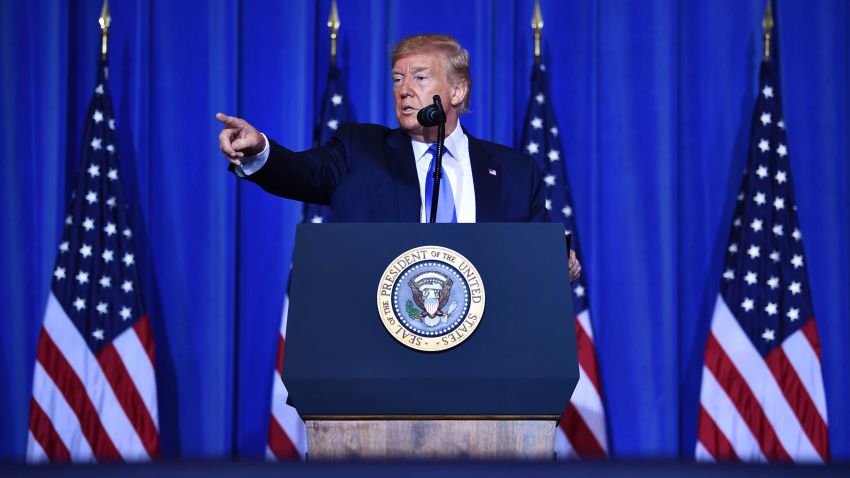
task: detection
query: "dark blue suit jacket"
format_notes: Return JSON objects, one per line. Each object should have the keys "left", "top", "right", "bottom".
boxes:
{"left": 241, "top": 123, "right": 547, "bottom": 222}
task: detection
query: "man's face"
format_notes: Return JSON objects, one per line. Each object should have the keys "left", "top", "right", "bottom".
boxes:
{"left": 392, "top": 51, "right": 457, "bottom": 139}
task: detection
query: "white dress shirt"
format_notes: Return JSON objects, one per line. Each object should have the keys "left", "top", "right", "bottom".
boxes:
{"left": 236, "top": 122, "right": 476, "bottom": 223}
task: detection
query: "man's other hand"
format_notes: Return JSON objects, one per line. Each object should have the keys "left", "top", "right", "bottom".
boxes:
{"left": 569, "top": 249, "right": 581, "bottom": 282}
{"left": 216, "top": 112, "right": 266, "bottom": 166}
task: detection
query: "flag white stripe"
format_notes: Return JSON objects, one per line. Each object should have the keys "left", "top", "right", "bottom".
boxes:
{"left": 280, "top": 296, "right": 289, "bottom": 338}
{"left": 26, "top": 431, "right": 49, "bottom": 463}
{"left": 271, "top": 369, "right": 307, "bottom": 459}
{"left": 570, "top": 363, "right": 608, "bottom": 453}
{"left": 265, "top": 445, "right": 276, "bottom": 460}
{"left": 782, "top": 329, "right": 828, "bottom": 422}
{"left": 30, "top": 361, "right": 95, "bottom": 462}
{"left": 699, "top": 363, "right": 766, "bottom": 462}
{"left": 711, "top": 295, "right": 820, "bottom": 461}
{"left": 112, "top": 326, "right": 159, "bottom": 428}
{"left": 43, "top": 293, "right": 149, "bottom": 460}
{"left": 695, "top": 441, "right": 716, "bottom": 462}
{"left": 554, "top": 427, "right": 576, "bottom": 459}
{"left": 576, "top": 310, "right": 594, "bottom": 341}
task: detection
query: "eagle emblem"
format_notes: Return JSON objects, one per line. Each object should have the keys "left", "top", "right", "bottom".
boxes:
{"left": 408, "top": 271, "right": 457, "bottom": 327}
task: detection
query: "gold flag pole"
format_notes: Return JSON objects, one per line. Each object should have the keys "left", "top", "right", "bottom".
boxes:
{"left": 328, "top": 0, "right": 340, "bottom": 65}
{"left": 531, "top": 0, "right": 543, "bottom": 64}
{"left": 762, "top": 0, "right": 773, "bottom": 62}
{"left": 99, "top": 0, "right": 111, "bottom": 60}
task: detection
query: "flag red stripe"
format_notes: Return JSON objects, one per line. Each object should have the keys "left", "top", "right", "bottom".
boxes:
{"left": 36, "top": 328, "right": 122, "bottom": 461}
{"left": 703, "top": 333, "right": 791, "bottom": 462}
{"left": 276, "top": 334, "right": 285, "bottom": 375}
{"left": 28, "top": 397, "right": 71, "bottom": 462}
{"left": 800, "top": 318, "right": 822, "bottom": 362}
{"left": 764, "top": 339, "right": 829, "bottom": 461}
{"left": 133, "top": 316, "right": 156, "bottom": 367}
{"left": 574, "top": 317, "right": 603, "bottom": 394}
{"left": 268, "top": 415, "right": 299, "bottom": 460}
{"left": 697, "top": 404, "right": 740, "bottom": 462}
{"left": 559, "top": 402, "right": 606, "bottom": 458}
{"left": 96, "top": 344, "right": 160, "bottom": 458}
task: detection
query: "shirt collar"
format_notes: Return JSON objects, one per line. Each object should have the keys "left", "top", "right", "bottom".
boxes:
{"left": 411, "top": 120, "right": 465, "bottom": 163}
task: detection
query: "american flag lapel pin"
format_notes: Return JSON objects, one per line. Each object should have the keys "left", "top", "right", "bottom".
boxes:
{"left": 488, "top": 168, "right": 497, "bottom": 176}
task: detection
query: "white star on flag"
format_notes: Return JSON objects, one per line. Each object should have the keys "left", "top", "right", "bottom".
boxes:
{"left": 574, "top": 284, "right": 585, "bottom": 297}
{"left": 770, "top": 250, "right": 781, "bottom": 262}
{"left": 544, "top": 174, "right": 556, "bottom": 186}
{"left": 774, "top": 197, "right": 785, "bottom": 210}
{"left": 547, "top": 149, "right": 560, "bottom": 162}
{"left": 96, "top": 302, "right": 109, "bottom": 315}
{"left": 59, "top": 241, "right": 69, "bottom": 253}
{"left": 760, "top": 112, "right": 772, "bottom": 125}
{"left": 767, "top": 276, "right": 779, "bottom": 289}
{"left": 549, "top": 126, "right": 558, "bottom": 136}
{"left": 792, "top": 228, "right": 802, "bottom": 241}
{"left": 791, "top": 254, "right": 803, "bottom": 269}
{"left": 94, "top": 84, "right": 104, "bottom": 95}
{"left": 765, "top": 302, "right": 778, "bottom": 316}
{"left": 54, "top": 267, "right": 66, "bottom": 281}
{"left": 85, "top": 191, "right": 98, "bottom": 204}
{"left": 90, "top": 137, "right": 102, "bottom": 150}
{"left": 535, "top": 93, "right": 545, "bottom": 104}
{"left": 331, "top": 94, "right": 343, "bottom": 105}
{"left": 545, "top": 199, "right": 552, "bottom": 210}
{"left": 773, "top": 224, "right": 784, "bottom": 236}
{"left": 753, "top": 192, "right": 766, "bottom": 205}
{"left": 102, "top": 249, "right": 114, "bottom": 263}
{"left": 741, "top": 298, "right": 754, "bottom": 312}
{"left": 762, "top": 85, "right": 774, "bottom": 98}
{"left": 82, "top": 217, "right": 95, "bottom": 231}
{"left": 326, "top": 119, "right": 339, "bottom": 130}
{"left": 761, "top": 328, "right": 775, "bottom": 342}
{"left": 75, "top": 271, "right": 89, "bottom": 285}
{"left": 788, "top": 281, "right": 802, "bottom": 295}
{"left": 756, "top": 165, "right": 768, "bottom": 178}
{"left": 562, "top": 205, "right": 572, "bottom": 218}
{"left": 107, "top": 196, "right": 117, "bottom": 208}
{"left": 776, "top": 144, "right": 787, "bottom": 157}
{"left": 750, "top": 219, "right": 763, "bottom": 232}
{"left": 122, "top": 280, "right": 134, "bottom": 293}
{"left": 744, "top": 271, "right": 757, "bottom": 285}
{"left": 108, "top": 118, "right": 115, "bottom": 130}
{"left": 747, "top": 245, "right": 760, "bottom": 259}
{"left": 723, "top": 269, "right": 735, "bottom": 280}
{"left": 122, "top": 254, "right": 135, "bottom": 267}
{"left": 787, "top": 308, "right": 800, "bottom": 321}
{"left": 93, "top": 110, "right": 104, "bottom": 123}
{"left": 73, "top": 297, "right": 86, "bottom": 311}
{"left": 92, "top": 329, "right": 105, "bottom": 341}
{"left": 775, "top": 170, "right": 787, "bottom": 184}
{"left": 758, "top": 139, "right": 769, "bottom": 152}
{"left": 530, "top": 117, "right": 543, "bottom": 129}
{"left": 79, "top": 244, "right": 93, "bottom": 258}
{"left": 88, "top": 164, "right": 100, "bottom": 177}
{"left": 526, "top": 141, "right": 539, "bottom": 155}
{"left": 120, "top": 306, "right": 132, "bottom": 321}
{"left": 104, "top": 223, "right": 117, "bottom": 236}
{"left": 310, "top": 215, "right": 324, "bottom": 224}
{"left": 99, "top": 276, "right": 112, "bottom": 288}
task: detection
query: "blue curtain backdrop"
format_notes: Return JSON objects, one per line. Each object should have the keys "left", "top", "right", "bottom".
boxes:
{"left": 1, "top": 0, "right": 848, "bottom": 461}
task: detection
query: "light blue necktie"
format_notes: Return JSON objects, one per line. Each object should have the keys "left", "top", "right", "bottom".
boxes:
{"left": 424, "top": 144, "right": 457, "bottom": 223}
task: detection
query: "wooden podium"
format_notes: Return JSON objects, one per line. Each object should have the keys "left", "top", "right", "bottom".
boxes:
{"left": 283, "top": 224, "right": 578, "bottom": 460}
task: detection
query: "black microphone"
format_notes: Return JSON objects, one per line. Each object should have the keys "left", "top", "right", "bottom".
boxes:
{"left": 417, "top": 96, "right": 446, "bottom": 127}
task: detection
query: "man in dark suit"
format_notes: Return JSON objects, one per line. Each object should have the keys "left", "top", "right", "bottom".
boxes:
{"left": 216, "top": 34, "right": 580, "bottom": 280}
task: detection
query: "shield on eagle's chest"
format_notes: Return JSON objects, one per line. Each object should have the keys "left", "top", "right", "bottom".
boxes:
{"left": 424, "top": 296, "right": 439, "bottom": 317}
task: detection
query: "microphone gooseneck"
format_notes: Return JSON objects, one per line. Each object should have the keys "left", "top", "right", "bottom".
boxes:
{"left": 418, "top": 96, "right": 447, "bottom": 223}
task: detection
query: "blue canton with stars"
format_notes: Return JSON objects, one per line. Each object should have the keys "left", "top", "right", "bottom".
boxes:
{"left": 50, "top": 59, "right": 145, "bottom": 353}
{"left": 520, "top": 63, "right": 589, "bottom": 314}
{"left": 720, "top": 60, "right": 814, "bottom": 356}
{"left": 303, "top": 62, "right": 352, "bottom": 225}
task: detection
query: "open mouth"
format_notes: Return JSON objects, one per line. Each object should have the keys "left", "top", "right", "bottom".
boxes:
{"left": 401, "top": 106, "right": 417, "bottom": 114}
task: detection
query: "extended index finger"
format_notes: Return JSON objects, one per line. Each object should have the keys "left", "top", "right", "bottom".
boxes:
{"left": 216, "top": 112, "right": 243, "bottom": 128}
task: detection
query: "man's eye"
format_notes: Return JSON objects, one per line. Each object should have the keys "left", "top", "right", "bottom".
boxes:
{"left": 416, "top": 76, "right": 426, "bottom": 81}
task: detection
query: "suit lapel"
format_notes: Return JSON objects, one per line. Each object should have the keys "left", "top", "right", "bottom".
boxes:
{"left": 385, "top": 129, "right": 421, "bottom": 222}
{"left": 467, "top": 133, "right": 501, "bottom": 222}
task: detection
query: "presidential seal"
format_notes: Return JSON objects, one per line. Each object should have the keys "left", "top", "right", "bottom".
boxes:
{"left": 377, "top": 246, "right": 485, "bottom": 352}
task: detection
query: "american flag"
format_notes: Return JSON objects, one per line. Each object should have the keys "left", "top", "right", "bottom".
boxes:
{"left": 26, "top": 59, "right": 159, "bottom": 462}
{"left": 695, "top": 58, "right": 829, "bottom": 463}
{"left": 520, "top": 62, "right": 608, "bottom": 459}
{"left": 266, "top": 62, "right": 350, "bottom": 460}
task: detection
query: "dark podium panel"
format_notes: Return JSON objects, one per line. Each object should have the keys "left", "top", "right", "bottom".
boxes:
{"left": 283, "top": 223, "right": 577, "bottom": 417}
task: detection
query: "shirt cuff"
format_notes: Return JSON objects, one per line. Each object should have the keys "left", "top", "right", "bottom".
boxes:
{"left": 235, "top": 133, "right": 270, "bottom": 177}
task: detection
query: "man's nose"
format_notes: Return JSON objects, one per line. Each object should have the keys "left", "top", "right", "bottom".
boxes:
{"left": 398, "top": 80, "right": 413, "bottom": 97}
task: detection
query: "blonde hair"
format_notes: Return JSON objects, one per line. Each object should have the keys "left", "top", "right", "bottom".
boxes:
{"left": 391, "top": 34, "right": 472, "bottom": 114}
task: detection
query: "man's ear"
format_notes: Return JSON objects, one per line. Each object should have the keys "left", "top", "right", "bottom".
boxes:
{"left": 450, "top": 80, "right": 468, "bottom": 108}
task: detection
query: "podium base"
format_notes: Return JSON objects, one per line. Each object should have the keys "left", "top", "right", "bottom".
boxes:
{"left": 305, "top": 419, "right": 556, "bottom": 460}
